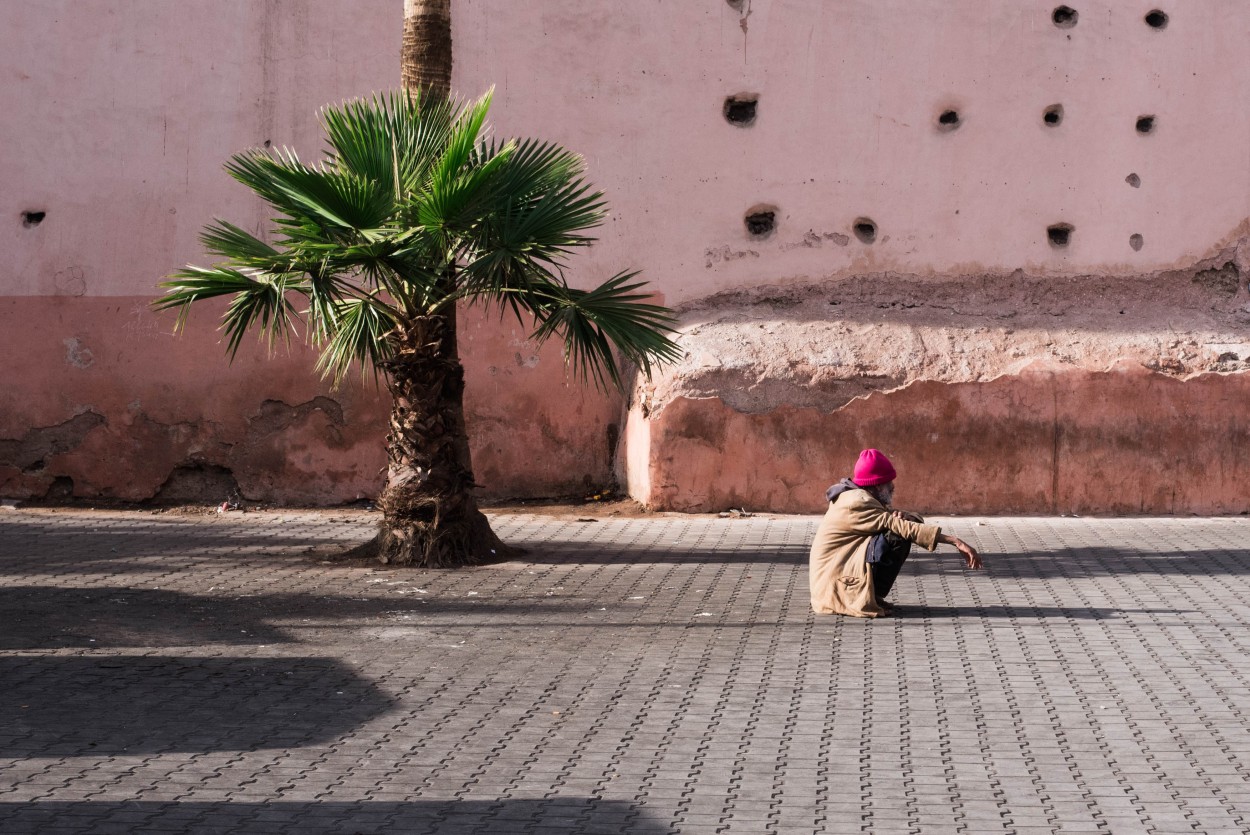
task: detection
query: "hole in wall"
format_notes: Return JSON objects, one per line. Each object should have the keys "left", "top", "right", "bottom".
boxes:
{"left": 44, "top": 476, "right": 75, "bottom": 501}
{"left": 1125, "top": 173, "right": 1141, "bottom": 188}
{"left": 1043, "top": 104, "right": 1064, "bottom": 126}
{"left": 1191, "top": 262, "right": 1241, "bottom": 295}
{"left": 853, "top": 218, "right": 877, "bottom": 244}
{"left": 1047, "top": 223, "right": 1073, "bottom": 248}
{"left": 744, "top": 207, "right": 776, "bottom": 238}
{"left": 1145, "top": 10, "right": 1168, "bottom": 29}
{"left": 1052, "top": 6, "right": 1078, "bottom": 27}
{"left": 1136, "top": 115, "right": 1156, "bottom": 134}
{"left": 723, "top": 95, "right": 758, "bottom": 126}
{"left": 936, "top": 109, "right": 961, "bottom": 131}
{"left": 263, "top": 139, "right": 272, "bottom": 148}
{"left": 22, "top": 211, "right": 46, "bottom": 228}
{"left": 726, "top": 0, "right": 745, "bottom": 10}
{"left": 153, "top": 464, "right": 241, "bottom": 505}
{"left": 1129, "top": 233, "right": 1143, "bottom": 251}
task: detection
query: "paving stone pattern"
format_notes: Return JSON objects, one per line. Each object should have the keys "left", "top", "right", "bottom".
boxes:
{"left": 1, "top": 509, "right": 1249, "bottom": 834}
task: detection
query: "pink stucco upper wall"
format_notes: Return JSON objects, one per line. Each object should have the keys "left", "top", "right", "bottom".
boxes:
{"left": 11, "top": 1, "right": 1245, "bottom": 303}
{"left": 2, "top": 0, "right": 399, "bottom": 297}
{"left": 454, "top": 0, "right": 1250, "bottom": 305}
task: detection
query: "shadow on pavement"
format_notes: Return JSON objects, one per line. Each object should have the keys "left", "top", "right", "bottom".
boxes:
{"left": 7, "top": 513, "right": 1247, "bottom": 576}
{"left": 0, "top": 579, "right": 1198, "bottom": 650}
{"left": 1, "top": 587, "right": 291, "bottom": 650}
{"left": 0, "top": 514, "right": 361, "bottom": 574}
{"left": 0, "top": 799, "right": 670, "bottom": 834}
{"left": 908, "top": 546, "right": 1250, "bottom": 580}
{"left": 0, "top": 656, "right": 391, "bottom": 757}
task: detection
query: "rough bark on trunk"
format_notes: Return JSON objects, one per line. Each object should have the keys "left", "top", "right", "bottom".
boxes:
{"left": 370, "top": 3, "right": 506, "bottom": 567}
{"left": 374, "top": 313, "right": 508, "bottom": 567}
{"left": 402, "top": 0, "right": 452, "bottom": 101}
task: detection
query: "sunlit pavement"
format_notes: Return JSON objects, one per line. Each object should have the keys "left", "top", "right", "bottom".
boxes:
{"left": 2, "top": 507, "right": 1249, "bottom": 834}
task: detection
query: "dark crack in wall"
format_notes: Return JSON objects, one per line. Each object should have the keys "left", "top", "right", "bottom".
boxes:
{"left": 0, "top": 412, "right": 106, "bottom": 473}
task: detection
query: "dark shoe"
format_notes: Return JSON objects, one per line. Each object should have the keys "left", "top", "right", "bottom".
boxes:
{"left": 876, "top": 598, "right": 895, "bottom": 611}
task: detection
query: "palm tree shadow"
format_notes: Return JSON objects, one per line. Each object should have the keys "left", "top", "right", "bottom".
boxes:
{"left": 0, "top": 655, "right": 392, "bottom": 757}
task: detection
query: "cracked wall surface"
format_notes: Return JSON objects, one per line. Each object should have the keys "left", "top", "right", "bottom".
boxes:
{"left": 7, "top": 2, "right": 1250, "bottom": 510}
{"left": 0, "top": 297, "right": 617, "bottom": 504}
{"left": 649, "top": 258, "right": 1250, "bottom": 415}
{"left": 626, "top": 256, "right": 1250, "bottom": 513}
{"left": 0, "top": 2, "right": 620, "bottom": 506}
{"left": 634, "top": 363, "right": 1250, "bottom": 515}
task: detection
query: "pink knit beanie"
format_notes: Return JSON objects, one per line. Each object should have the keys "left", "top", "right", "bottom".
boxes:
{"left": 852, "top": 448, "right": 897, "bottom": 486}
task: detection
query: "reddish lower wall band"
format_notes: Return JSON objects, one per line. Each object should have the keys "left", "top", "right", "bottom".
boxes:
{"left": 634, "top": 362, "right": 1250, "bottom": 515}
{"left": 0, "top": 296, "right": 619, "bottom": 503}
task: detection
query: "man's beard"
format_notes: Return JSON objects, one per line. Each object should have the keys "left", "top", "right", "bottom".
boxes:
{"left": 877, "top": 484, "right": 895, "bottom": 506}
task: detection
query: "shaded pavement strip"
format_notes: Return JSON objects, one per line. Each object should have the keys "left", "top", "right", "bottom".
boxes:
{"left": 1, "top": 508, "right": 1249, "bottom": 833}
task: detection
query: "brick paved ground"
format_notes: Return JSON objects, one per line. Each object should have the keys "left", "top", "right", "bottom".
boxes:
{"left": 2, "top": 508, "right": 1250, "bottom": 834}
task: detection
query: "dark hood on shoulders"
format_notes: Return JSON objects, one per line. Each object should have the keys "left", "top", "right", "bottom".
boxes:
{"left": 825, "top": 478, "right": 861, "bottom": 503}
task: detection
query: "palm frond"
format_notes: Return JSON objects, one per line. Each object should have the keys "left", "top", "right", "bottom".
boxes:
{"left": 417, "top": 139, "right": 516, "bottom": 239}
{"left": 316, "top": 296, "right": 399, "bottom": 386}
{"left": 321, "top": 96, "right": 398, "bottom": 189}
{"left": 463, "top": 173, "right": 607, "bottom": 280}
{"left": 526, "top": 272, "right": 682, "bottom": 391}
{"left": 156, "top": 267, "right": 305, "bottom": 358}
{"left": 225, "top": 149, "right": 393, "bottom": 235}
{"left": 200, "top": 220, "right": 279, "bottom": 264}
{"left": 477, "top": 138, "right": 586, "bottom": 206}
{"left": 429, "top": 90, "right": 494, "bottom": 196}
{"left": 393, "top": 91, "right": 457, "bottom": 196}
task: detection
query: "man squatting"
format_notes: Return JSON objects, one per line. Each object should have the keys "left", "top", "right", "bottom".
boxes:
{"left": 810, "top": 449, "right": 983, "bottom": 618}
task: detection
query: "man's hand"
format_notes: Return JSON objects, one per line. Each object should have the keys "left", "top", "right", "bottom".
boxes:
{"left": 937, "top": 533, "right": 983, "bottom": 569}
{"left": 953, "top": 538, "right": 983, "bottom": 569}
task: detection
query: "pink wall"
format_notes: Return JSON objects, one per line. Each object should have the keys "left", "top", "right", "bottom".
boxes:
{"left": 1, "top": 0, "right": 618, "bottom": 504}
{"left": 453, "top": 0, "right": 1250, "bottom": 513}
{"left": 638, "top": 363, "right": 1250, "bottom": 516}
{"left": 454, "top": 0, "right": 1250, "bottom": 300}
{"left": 4, "top": 1, "right": 1248, "bottom": 512}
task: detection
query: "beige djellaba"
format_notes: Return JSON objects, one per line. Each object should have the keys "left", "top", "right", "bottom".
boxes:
{"left": 809, "top": 487, "right": 941, "bottom": 618}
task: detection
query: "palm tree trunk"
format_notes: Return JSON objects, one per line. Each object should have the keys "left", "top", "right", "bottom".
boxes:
{"left": 402, "top": 0, "right": 452, "bottom": 101}
{"left": 375, "top": 313, "right": 509, "bottom": 567}
{"left": 373, "top": 0, "right": 511, "bottom": 567}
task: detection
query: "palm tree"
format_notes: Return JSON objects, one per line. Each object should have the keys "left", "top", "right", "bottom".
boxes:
{"left": 154, "top": 91, "right": 681, "bottom": 567}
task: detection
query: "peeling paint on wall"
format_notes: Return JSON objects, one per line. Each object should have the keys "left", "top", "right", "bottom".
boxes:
{"left": 624, "top": 254, "right": 1250, "bottom": 513}
{"left": 633, "top": 366, "right": 1250, "bottom": 516}
{"left": 650, "top": 258, "right": 1250, "bottom": 418}
{"left": 63, "top": 338, "right": 95, "bottom": 369}
{"left": 0, "top": 411, "right": 107, "bottom": 473}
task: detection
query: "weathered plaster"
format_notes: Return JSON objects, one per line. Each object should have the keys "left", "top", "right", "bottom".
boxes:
{"left": 5, "top": 1, "right": 1250, "bottom": 510}
{"left": 634, "top": 363, "right": 1250, "bottom": 516}
{"left": 625, "top": 255, "right": 1250, "bottom": 513}
{"left": 456, "top": 1, "right": 1250, "bottom": 303}
{"left": 0, "top": 296, "right": 618, "bottom": 503}
{"left": 647, "top": 257, "right": 1250, "bottom": 416}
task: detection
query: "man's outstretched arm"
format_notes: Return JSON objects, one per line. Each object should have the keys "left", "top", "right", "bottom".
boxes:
{"left": 936, "top": 533, "right": 983, "bottom": 569}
